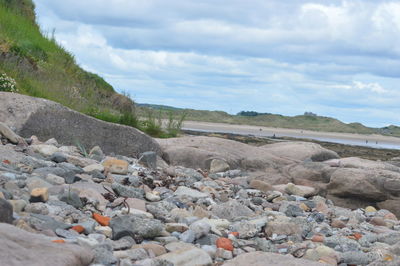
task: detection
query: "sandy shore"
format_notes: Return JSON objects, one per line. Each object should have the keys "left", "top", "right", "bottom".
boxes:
{"left": 182, "top": 121, "right": 400, "bottom": 149}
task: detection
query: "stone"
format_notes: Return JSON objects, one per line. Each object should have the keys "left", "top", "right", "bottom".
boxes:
{"left": 216, "top": 248, "right": 233, "bottom": 259}
{"left": 216, "top": 237, "right": 234, "bottom": 251}
{"left": 249, "top": 179, "right": 273, "bottom": 193}
{"left": 45, "top": 174, "right": 65, "bottom": 185}
{"left": 59, "top": 191, "right": 83, "bottom": 209}
{"left": 285, "top": 183, "right": 316, "bottom": 197}
{"left": 209, "top": 158, "right": 230, "bottom": 173}
{"left": 165, "top": 223, "right": 189, "bottom": 233}
{"left": 331, "top": 219, "right": 346, "bottom": 229}
{"left": 133, "top": 243, "right": 167, "bottom": 256}
{"left": 112, "top": 183, "right": 144, "bottom": 199}
{"left": 365, "top": 206, "right": 377, "bottom": 213}
{"left": 102, "top": 158, "right": 129, "bottom": 174}
{"left": 95, "top": 226, "right": 112, "bottom": 238}
{"left": 179, "top": 229, "right": 196, "bottom": 243}
{"left": 83, "top": 163, "right": 104, "bottom": 173}
{"left": 0, "top": 121, "right": 21, "bottom": 144}
{"left": 0, "top": 223, "right": 93, "bottom": 266}
{"left": 93, "top": 243, "right": 118, "bottom": 265}
{"left": 377, "top": 200, "right": 400, "bottom": 219}
{"left": 30, "top": 187, "right": 49, "bottom": 202}
{"left": 50, "top": 152, "right": 67, "bottom": 163}
{"left": 223, "top": 251, "right": 329, "bottom": 266}
{"left": 89, "top": 146, "right": 105, "bottom": 161}
{"left": 189, "top": 219, "right": 211, "bottom": 239}
{"left": 0, "top": 198, "right": 13, "bottom": 223}
{"left": 211, "top": 200, "right": 254, "bottom": 221}
{"left": 25, "top": 202, "right": 49, "bottom": 215}
{"left": 146, "top": 191, "right": 161, "bottom": 202}
{"left": 125, "top": 198, "right": 147, "bottom": 212}
{"left": 92, "top": 213, "right": 111, "bottom": 226}
{"left": 173, "top": 186, "right": 208, "bottom": 200}
{"left": 0, "top": 92, "right": 161, "bottom": 158}
{"left": 265, "top": 221, "right": 302, "bottom": 238}
{"left": 114, "top": 248, "right": 149, "bottom": 261}
{"left": 8, "top": 199, "right": 27, "bottom": 213}
{"left": 31, "top": 144, "right": 60, "bottom": 157}
{"left": 110, "top": 215, "right": 164, "bottom": 240}
{"left": 157, "top": 246, "right": 212, "bottom": 266}
{"left": 138, "top": 151, "right": 157, "bottom": 169}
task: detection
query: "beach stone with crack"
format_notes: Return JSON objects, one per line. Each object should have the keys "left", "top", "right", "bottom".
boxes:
{"left": 0, "top": 198, "right": 13, "bottom": 223}
{"left": 211, "top": 200, "right": 254, "bottom": 221}
{"left": 110, "top": 215, "right": 164, "bottom": 240}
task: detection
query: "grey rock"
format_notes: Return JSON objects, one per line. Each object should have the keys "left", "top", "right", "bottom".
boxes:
{"left": 24, "top": 202, "right": 49, "bottom": 215}
{"left": 157, "top": 246, "right": 212, "bottom": 266}
{"left": 340, "top": 251, "right": 372, "bottom": 265}
{"left": 139, "top": 151, "right": 157, "bottom": 169}
{"left": 110, "top": 215, "right": 164, "bottom": 240}
{"left": 55, "top": 228, "right": 80, "bottom": 240}
{"left": 189, "top": 219, "right": 211, "bottom": 239}
{"left": 223, "top": 251, "right": 329, "bottom": 266}
{"left": 211, "top": 200, "right": 254, "bottom": 221}
{"left": 112, "top": 183, "right": 144, "bottom": 199}
{"left": 93, "top": 243, "right": 118, "bottom": 266}
{"left": 231, "top": 220, "right": 262, "bottom": 239}
{"left": 179, "top": 229, "right": 196, "bottom": 243}
{"left": 28, "top": 213, "right": 70, "bottom": 231}
{"left": 284, "top": 204, "right": 305, "bottom": 217}
{"left": 324, "top": 236, "right": 361, "bottom": 252}
{"left": 50, "top": 152, "right": 67, "bottom": 163}
{"left": 89, "top": 146, "right": 105, "bottom": 162}
{"left": 0, "top": 198, "right": 13, "bottom": 223}
{"left": 173, "top": 186, "right": 208, "bottom": 201}
{"left": 146, "top": 201, "right": 176, "bottom": 222}
{"left": 196, "top": 234, "right": 220, "bottom": 246}
{"left": 112, "top": 236, "right": 136, "bottom": 250}
{"left": 59, "top": 191, "right": 84, "bottom": 209}
{"left": 0, "top": 92, "right": 161, "bottom": 158}
{"left": 0, "top": 223, "right": 93, "bottom": 266}
{"left": 0, "top": 121, "right": 21, "bottom": 144}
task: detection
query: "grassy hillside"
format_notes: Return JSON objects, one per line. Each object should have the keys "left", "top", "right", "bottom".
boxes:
{"left": 139, "top": 104, "right": 400, "bottom": 137}
{"left": 0, "top": 0, "right": 137, "bottom": 126}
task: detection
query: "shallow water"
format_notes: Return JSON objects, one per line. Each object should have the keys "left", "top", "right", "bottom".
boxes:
{"left": 183, "top": 127, "right": 400, "bottom": 150}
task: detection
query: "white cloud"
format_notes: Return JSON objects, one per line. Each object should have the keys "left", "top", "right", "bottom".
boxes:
{"left": 33, "top": 0, "right": 400, "bottom": 127}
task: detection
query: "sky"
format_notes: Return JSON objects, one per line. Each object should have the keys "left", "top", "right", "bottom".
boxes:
{"left": 33, "top": 0, "right": 400, "bottom": 127}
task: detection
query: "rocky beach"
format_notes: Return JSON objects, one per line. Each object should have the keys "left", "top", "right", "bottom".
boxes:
{"left": 1, "top": 93, "right": 400, "bottom": 266}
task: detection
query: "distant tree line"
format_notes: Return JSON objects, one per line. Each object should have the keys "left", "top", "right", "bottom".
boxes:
{"left": 236, "top": 111, "right": 271, "bottom": 116}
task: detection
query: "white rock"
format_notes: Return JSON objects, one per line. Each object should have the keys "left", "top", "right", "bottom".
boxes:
{"left": 173, "top": 186, "right": 208, "bottom": 200}
{"left": 83, "top": 163, "right": 104, "bottom": 173}
{"left": 46, "top": 174, "right": 65, "bottom": 185}
{"left": 157, "top": 246, "right": 212, "bottom": 266}
{"left": 31, "top": 144, "right": 59, "bottom": 157}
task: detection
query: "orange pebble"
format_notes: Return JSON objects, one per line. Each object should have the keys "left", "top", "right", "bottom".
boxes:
{"left": 71, "top": 225, "right": 85, "bottom": 234}
{"left": 311, "top": 235, "right": 324, "bottom": 242}
{"left": 93, "top": 213, "right": 110, "bottom": 226}
{"left": 353, "top": 233, "right": 362, "bottom": 240}
{"left": 229, "top": 232, "right": 239, "bottom": 237}
{"left": 52, "top": 239, "right": 65, "bottom": 243}
{"left": 216, "top": 237, "right": 234, "bottom": 251}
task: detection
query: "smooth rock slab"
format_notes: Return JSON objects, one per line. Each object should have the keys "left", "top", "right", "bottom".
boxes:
{"left": 211, "top": 200, "right": 254, "bottom": 221}
{"left": 173, "top": 186, "right": 208, "bottom": 200}
{"left": 157, "top": 246, "right": 212, "bottom": 266}
{"left": 0, "top": 223, "right": 93, "bottom": 266}
{"left": 223, "top": 251, "right": 329, "bottom": 266}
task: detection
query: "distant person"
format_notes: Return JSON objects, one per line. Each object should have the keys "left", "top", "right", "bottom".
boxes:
{"left": 273, "top": 133, "right": 276, "bottom": 139}
{"left": 376, "top": 141, "right": 378, "bottom": 144}
{"left": 366, "top": 140, "right": 368, "bottom": 144}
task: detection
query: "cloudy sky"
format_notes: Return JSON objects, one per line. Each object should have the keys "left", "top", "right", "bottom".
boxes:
{"left": 34, "top": 0, "right": 400, "bottom": 127}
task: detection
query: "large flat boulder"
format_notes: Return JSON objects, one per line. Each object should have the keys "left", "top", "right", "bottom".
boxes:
{"left": 157, "top": 136, "right": 296, "bottom": 171}
{"left": 0, "top": 92, "right": 161, "bottom": 157}
{"left": 260, "top": 141, "right": 339, "bottom": 162}
{"left": 0, "top": 223, "right": 93, "bottom": 266}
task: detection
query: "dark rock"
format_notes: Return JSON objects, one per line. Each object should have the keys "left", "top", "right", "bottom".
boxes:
{"left": 111, "top": 183, "right": 144, "bottom": 199}
{"left": 93, "top": 243, "right": 118, "bottom": 266}
{"left": 50, "top": 152, "right": 67, "bottom": 163}
{"left": 110, "top": 215, "right": 164, "bottom": 240}
{"left": 59, "top": 191, "right": 84, "bottom": 209}
{"left": 138, "top": 151, "right": 157, "bottom": 169}
{"left": 0, "top": 198, "right": 13, "bottom": 223}
{"left": 28, "top": 213, "right": 70, "bottom": 231}
{"left": 0, "top": 92, "right": 161, "bottom": 158}
{"left": 284, "top": 205, "right": 305, "bottom": 217}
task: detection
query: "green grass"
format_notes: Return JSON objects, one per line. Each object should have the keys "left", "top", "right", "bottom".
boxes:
{"left": 0, "top": 0, "right": 185, "bottom": 138}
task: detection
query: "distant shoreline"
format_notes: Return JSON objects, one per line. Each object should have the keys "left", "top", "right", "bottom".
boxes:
{"left": 182, "top": 120, "right": 400, "bottom": 150}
